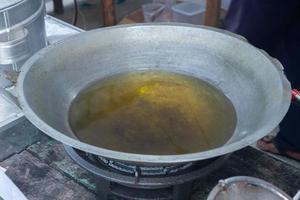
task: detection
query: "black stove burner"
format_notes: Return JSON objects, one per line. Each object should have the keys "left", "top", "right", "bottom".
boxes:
{"left": 64, "top": 145, "right": 229, "bottom": 200}
{"left": 97, "top": 156, "right": 193, "bottom": 176}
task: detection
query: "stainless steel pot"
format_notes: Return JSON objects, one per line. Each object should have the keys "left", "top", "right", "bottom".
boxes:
{"left": 0, "top": 0, "right": 46, "bottom": 87}
{"left": 17, "top": 24, "right": 291, "bottom": 165}
{"left": 207, "top": 176, "right": 298, "bottom": 200}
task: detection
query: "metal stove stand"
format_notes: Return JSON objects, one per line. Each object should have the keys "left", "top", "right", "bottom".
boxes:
{"left": 64, "top": 145, "right": 229, "bottom": 200}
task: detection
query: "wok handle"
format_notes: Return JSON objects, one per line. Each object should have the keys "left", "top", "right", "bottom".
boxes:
{"left": 292, "top": 89, "right": 300, "bottom": 105}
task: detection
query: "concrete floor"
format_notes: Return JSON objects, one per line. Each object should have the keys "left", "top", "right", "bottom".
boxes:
{"left": 1, "top": 128, "right": 300, "bottom": 199}
{"left": 46, "top": 0, "right": 151, "bottom": 30}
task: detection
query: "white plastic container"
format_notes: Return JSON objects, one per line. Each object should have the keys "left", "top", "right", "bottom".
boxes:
{"left": 153, "top": 0, "right": 175, "bottom": 12}
{"left": 142, "top": 3, "right": 165, "bottom": 22}
{"left": 172, "top": 2, "right": 206, "bottom": 25}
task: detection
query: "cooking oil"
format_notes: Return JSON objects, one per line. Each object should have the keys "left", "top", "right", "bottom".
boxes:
{"left": 69, "top": 71, "right": 237, "bottom": 155}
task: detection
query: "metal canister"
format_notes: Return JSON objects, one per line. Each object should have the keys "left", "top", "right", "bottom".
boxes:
{"left": 0, "top": 0, "right": 46, "bottom": 87}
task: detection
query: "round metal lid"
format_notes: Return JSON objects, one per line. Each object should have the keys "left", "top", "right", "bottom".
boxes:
{"left": 207, "top": 176, "right": 292, "bottom": 200}
{"left": 0, "top": 0, "right": 24, "bottom": 10}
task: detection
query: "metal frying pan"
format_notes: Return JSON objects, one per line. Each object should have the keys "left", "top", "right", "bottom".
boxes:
{"left": 17, "top": 24, "right": 291, "bottom": 165}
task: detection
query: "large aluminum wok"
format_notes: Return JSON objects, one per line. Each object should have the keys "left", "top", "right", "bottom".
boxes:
{"left": 17, "top": 24, "right": 291, "bottom": 165}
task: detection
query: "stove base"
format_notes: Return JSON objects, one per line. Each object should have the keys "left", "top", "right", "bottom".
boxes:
{"left": 64, "top": 145, "right": 229, "bottom": 200}
{"left": 96, "top": 178, "right": 192, "bottom": 200}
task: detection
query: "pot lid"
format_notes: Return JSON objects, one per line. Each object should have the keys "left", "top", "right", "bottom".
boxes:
{"left": 207, "top": 176, "right": 291, "bottom": 200}
{"left": 0, "top": 0, "right": 24, "bottom": 10}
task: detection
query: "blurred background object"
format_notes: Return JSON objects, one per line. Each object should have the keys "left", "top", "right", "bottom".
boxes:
{"left": 142, "top": 3, "right": 165, "bottom": 22}
{"left": 0, "top": 0, "right": 47, "bottom": 88}
{"left": 172, "top": 1, "right": 206, "bottom": 25}
{"left": 46, "top": 0, "right": 232, "bottom": 30}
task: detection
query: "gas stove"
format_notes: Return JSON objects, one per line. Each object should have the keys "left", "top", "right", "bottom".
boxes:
{"left": 64, "top": 145, "right": 229, "bottom": 200}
